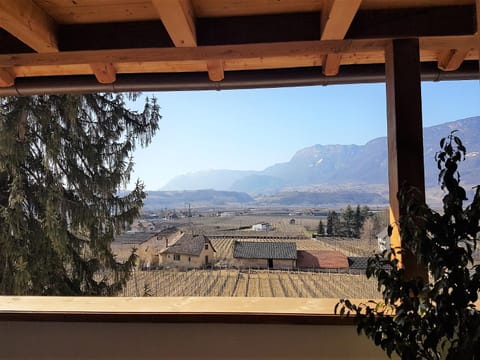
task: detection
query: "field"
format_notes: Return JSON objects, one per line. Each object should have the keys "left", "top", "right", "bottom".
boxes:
{"left": 116, "top": 212, "right": 384, "bottom": 298}
{"left": 121, "top": 269, "right": 381, "bottom": 298}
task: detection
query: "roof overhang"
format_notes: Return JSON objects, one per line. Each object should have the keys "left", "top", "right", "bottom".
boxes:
{"left": 0, "top": 1, "right": 478, "bottom": 94}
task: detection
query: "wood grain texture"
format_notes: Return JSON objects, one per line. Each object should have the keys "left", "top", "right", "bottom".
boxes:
{"left": 152, "top": 0, "right": 197, "bottom": 47}
{"left": 0, "top": 0, "right": 58, "bottom": 52}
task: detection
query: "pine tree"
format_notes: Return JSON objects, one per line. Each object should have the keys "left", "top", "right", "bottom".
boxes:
{"left": 342, "top": 205, "right": 355, "bottom": 237}
{"left": 353, "top": 204, "right": 366, "bottom": 238}
{"left": 0, "top": 93, "right": 160, "bottom": 295}
{"left": 326, "top": 210, "right": 339, "bottom": 236}
{"left": 317, "top": 220, "right": 325, "bottom": 236}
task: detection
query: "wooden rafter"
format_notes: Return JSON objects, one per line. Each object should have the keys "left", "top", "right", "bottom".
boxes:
{"left": 0, "top": 0, "right": 58, "bottom": 53}
{"left": 90, "top": 63, "right": 117, "bottom": 84}
{"left": 437, "top": 48, "right": 470, "bottom": 71}
{"left": 206, "top": 60, "right": 224, "bottom": 81}
{"left": 0, "top": 68, "right": 15, "bottom": 87}
{"left": 320, "top": 0, "right": 361, "bottom": 76}
{"left": 152, "top": 0, "right": 197, "bottom": 47}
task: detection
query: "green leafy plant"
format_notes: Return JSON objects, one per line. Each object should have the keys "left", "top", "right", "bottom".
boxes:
{"left": 336, "top": 132, "right": 480, "bottom": 359}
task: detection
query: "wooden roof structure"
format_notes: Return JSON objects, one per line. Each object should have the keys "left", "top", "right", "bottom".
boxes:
{"left": 0, "top": 0, "right": 479, "bottom": 95}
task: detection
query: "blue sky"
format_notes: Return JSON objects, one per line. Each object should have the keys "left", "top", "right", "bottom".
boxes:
{"left": 127, "top": 80, "right": 479, "bottom": 190}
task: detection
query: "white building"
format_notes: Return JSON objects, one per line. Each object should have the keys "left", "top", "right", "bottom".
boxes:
{"left": 377, "top": 228, "right": 391, "bottom": 252}
{"left": 252, "top": 223, "right": 272, "bottom": 231}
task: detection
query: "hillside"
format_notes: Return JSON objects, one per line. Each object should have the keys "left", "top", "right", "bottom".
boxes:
{"left": 163, "top": 117, "right": 479, "bottom": 193}
{"left": 143, "top": 189, "right": 254, "bottom": 210}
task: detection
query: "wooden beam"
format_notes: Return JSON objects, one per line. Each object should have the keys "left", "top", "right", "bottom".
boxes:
{"left": 321, "top": 0, "right": 361, "bottom": 76}
{"left": 437, "top": 48, "right": 470, "bottom": 71}
{"left": 0, "top": 0, "right": 58, "bottom": 53}
{"left": 0, "top": 39, "right": 388, "bottom": 68}
{"left": 321, "top": 0, "right": 361, "bottom": 41}
{"left": 152, "top": 0, "right": 197, "bottom": 47}
{"left": 385, "top": 39, "right": 428, "bottom": 280}
{"left": 0, "top": 36, "right": 477, "bottom": 79}
{"left": 0, "top": 68, "right": 15, "bottom": 87}
{"left": 206, "top": 60, "right": 224, "bottom": 81}
{"left": 90, "top": 63, "right": 117, "bottom": 84}
{"left": 322, "top": 54, "right": 343, "bottom": 76}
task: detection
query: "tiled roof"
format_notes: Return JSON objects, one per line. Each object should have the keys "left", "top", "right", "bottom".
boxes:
{"left": 161, "top": 234, "right": 215, "bottom": 256}
{"left": 114, "top": 231, "right": 158, "bottom": 244}
{"left": 233, "top": 241, "right": 297, "bottom": 260}
{"left": 348, "top": 257, "right": 370, "bottom": 270}
{"left": 297, "top": 250, "right": 349, "bottom": 269}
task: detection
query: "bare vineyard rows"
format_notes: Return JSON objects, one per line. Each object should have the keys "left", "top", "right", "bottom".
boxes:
{"left": 122, "top": 269, "right": 381, "bottom": 298}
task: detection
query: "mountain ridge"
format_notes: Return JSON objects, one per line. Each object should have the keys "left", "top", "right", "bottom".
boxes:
{"left": 161, "top": 117, "right": 480, "bottom": 195}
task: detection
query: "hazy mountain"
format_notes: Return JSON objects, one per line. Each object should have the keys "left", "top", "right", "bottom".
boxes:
{"left": 161, "top": 169, "right": 256, "bottom": 191}
{"left": 161, "top": 117, "right": 480, "bottom": 196}
{"left": 143, "top": 189, "right": 254, "bottom": 210}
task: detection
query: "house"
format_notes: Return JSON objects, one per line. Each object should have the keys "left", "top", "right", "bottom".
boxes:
{"left": 160, "top": 234, "right": 216, "bottom": 268}
{"left": 297, "top": 250, "right": 349, "bottom": 269}
{"left": 233, "top": 241, "right": 296, "bottom": 269}
{"left": 252, "top": 222, "right": 272, "bottom": 231}
{"left": 112, "top": 228, "right": 183, "bottom": 269}
{"left": 377, "top": 228, "right": 391, "bottom": 252}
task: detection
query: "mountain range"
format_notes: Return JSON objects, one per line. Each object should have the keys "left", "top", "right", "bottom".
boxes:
{"left": 161, "top": 117, "right": 480, "bottom": 195}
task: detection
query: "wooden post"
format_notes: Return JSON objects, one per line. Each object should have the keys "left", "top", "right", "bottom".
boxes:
{"left": 385, "top": 38, "right": 428, "bottom": 280}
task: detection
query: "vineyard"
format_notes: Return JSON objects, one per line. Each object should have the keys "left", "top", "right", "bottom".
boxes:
{"left": 121, "top": 269, "right": 381, "bottom": 298}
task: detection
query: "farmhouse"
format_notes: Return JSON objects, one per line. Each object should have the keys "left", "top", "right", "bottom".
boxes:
{"left": 233, "top": 241, "right": 297, "bottom": 269}
{"left": 160, "top": 234, "right": 216, "bottom": 268}
{"left": 297, "top": 250, "right": 349, "bottom": 269}
{"left": 252, "top": 222, "right": 272, "bottom": 231}
{"left": 112, "top": 228, "right": 183, "bottom": 268}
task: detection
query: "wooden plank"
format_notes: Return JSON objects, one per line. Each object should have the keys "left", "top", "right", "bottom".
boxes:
{"left": 33, "top": 2, "right": 159, "bottom": 24}
{"left": 0, "top": 39, "right": 388, "bottom": 68}
{"left": 206, "top": 60, "right": 224, "bottom": 81}
{"left": 361, "top": 0, "right": 471, "bottom": 10}
{"left": 420, "top": 35, "right": 479, "bottom": 51}
{"left": 90, "top": 63, "right": 117, "bottom": 84}
{"left": 0, "top": 0, "right": 58, "bottom": 53}
{"left": 322, "top": 54, "right": 343, "bottom": 76}
{"left": 385, "top": 39, "right": 428, "bottom": 280}
{"left": 437, "top": 48, "right": 470, "bottom": 71}
{"left": 0, "top": 68, "right": 15, "bottom": 87}
{"left": 6, "top": 48, "right": 478, "bottom": 79}
{"left": 321, "top": 0, "right": 361, "bottom": 41}
{"left": 321, "top": 0, "right": 361, "bottom": 76}
{"left": 152, "top": 0, "right": 197, "bottom": 47}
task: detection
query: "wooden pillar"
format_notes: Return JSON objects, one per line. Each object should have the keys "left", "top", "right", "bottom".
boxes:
{"left": 385, "top": 38, "right": 428, "bottom": 280}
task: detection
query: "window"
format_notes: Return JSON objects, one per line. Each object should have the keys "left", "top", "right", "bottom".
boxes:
{"left": 205, "top": 244, "right": 208, "bottom": 250}
{"left": 173, "top": 254, "right": 180, "bottom": 261}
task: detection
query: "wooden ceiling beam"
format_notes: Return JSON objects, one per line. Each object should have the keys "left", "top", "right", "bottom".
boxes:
{"left": 437, "top": 48, "right": 470, "bottom": 71}
{"left": 0, "top": 68, "right": 15, "bottom": 87}
{"left": 321, "top": 0, "right": 361, "bottom": 76}
{"left": 206, "top": 60, "right": 224, "bottom": 81}
{"left": 0, "top": 39, "right": 389, "bottom": 68}
{"left": 89, "top": 63, "right": 117, "bottom": 84}
{"left": 152, "top": 0, "right": 197, "bottom": 47}
{"left": 0, "top": 0, "right": 58, "bottom": 53}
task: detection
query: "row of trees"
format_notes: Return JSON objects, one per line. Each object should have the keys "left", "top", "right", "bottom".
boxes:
{"left": 318, "top": 205, "right": 385, "bottom": 239}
